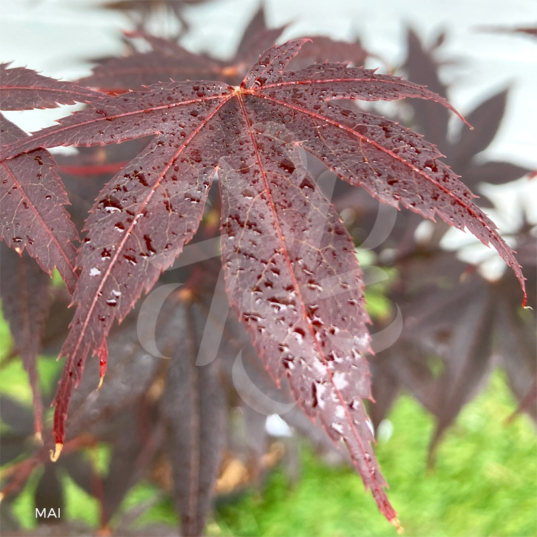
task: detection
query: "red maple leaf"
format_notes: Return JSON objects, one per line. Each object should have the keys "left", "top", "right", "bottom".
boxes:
{"left": 0, "top": 40, "right": 527, "bottom": 526}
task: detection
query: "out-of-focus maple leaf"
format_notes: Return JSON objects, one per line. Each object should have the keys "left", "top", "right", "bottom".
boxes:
{"left": 368, "top": 223, "right": 536, "bottom": 461}
{"left": 79, "top": 7, "right": 368, "bottom": 91}
{"left": 0, "top": 245, "right": 49, "bottom": 438}
{"left": 162, "top": 298, "right": 225, "bottom": 537}
{"left": 100, "top": 0, "right": 214, "bottom": 35}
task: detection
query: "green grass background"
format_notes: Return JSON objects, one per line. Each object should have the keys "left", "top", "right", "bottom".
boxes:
{"left": 1, "top": 308, "right": 536, "bottom": 537}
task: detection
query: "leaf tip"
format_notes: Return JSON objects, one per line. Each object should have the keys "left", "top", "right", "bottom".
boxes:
{"left": 457, "top": 112, "right": 472, "bottom": 129}
{"left": 447, "top": 104, "right": 472, "bottom": 129}
{"left": 50, "top": 442, "right": 63, "bottom": 462}
{"left": 390, "top": 517, "right": 404, "bottom": 534}
{"left": 98, "top": 340, "right": 108, "bottom": 383}
{"left": 521, "top": 286, "right": 529, "bottom": 309}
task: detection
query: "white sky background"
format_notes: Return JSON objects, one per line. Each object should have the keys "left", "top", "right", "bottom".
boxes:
{"left": 1, "top": 0, "right": 536, "bottom": 272}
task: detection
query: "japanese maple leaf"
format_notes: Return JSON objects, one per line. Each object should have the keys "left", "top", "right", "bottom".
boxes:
{"left": 0, "top": 114, "right": 80, "bottom": 292}
{"left": 0, "top": 39, "right": 527, "bottom": 526}
{"left": 0, "top": 66, "right": 101, "bottom": 289}
{"left": 0, "top": 63, "right": 100, "bottom": 111}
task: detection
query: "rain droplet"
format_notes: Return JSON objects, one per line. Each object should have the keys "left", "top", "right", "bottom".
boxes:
{"left": 99, "top": 196, "right": 122, "bottom": 213}
{"left": 143, "top": 235, "right": 156, "bottom": 256}
{"left": 293, "top": 327, "right": 306, "bottom": 343}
